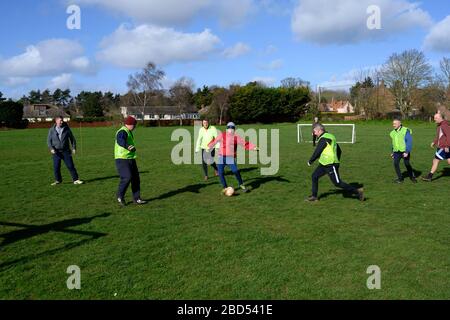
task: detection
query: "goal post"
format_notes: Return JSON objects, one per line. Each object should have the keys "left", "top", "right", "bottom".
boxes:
{"left": 297, "top": 123, "right": 356, "bottom": 144}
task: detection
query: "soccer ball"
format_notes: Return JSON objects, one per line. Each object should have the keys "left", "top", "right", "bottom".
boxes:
{"left": 224, "top": 187, "right": 235, "bottom": 197}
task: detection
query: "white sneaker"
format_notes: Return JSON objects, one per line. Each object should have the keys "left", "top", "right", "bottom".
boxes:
{"left": 51, "top": 181, "right": 61, "bottom": 186}
{"left": 240, "top": 185, "right": 249, "bottom": 193}
{"left": 73, "top": 180, "right": 84, "bottom": 185}
{"left": 135, "top": 199, "right": 147, "bottom": 205}
{"left": 118, "top": 198, "right": 126, "bottom": 207}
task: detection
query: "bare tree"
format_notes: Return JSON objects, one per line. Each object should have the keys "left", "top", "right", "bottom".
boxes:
{"left": 127, "top": 62, "right": 165, "bottom": 119}
{"left": 169, "top": 77, "right": 195, "bottom": 126}
{"left": 440, "top": 57, "right": 450, "bottom": 89}
{"left": 380, "top": 49, "right": 432, "bottom": 118}
{"left": 412, "top": 80, "right": 447, "bottom": 117}
{"left": 281, "top": 77, "right": 310, "bottom": 89}
{"left": 353, "top": 67, "right": 378, "bottom": 84}
{"left": 211, "top": 87, "right": 231, "bottom": 125}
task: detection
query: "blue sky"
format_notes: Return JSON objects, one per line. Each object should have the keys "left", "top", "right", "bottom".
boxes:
{"left": 0, "top": 0, "right": 449, "bottom": 99}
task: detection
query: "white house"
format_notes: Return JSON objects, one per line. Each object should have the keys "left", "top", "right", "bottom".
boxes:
{"left": 23, "top": 104, "right": 70, "bottom": 122}
{"left": 322, "top": 100, "right": 355, "bottom": 113}
{"left": 121, "top": 106, "right": 200, "bottom": 121}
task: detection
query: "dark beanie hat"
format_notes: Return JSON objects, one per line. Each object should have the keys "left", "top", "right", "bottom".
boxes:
{"left": 125, "top": 116, "right": 137, "bottom": 126}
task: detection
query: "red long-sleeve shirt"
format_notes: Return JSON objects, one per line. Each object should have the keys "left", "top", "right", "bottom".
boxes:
{"left": 208, "top": 132, "right": 256, "bottom": 157}
{"left": 433, "top": 120, "right": 450, "bottom": 148}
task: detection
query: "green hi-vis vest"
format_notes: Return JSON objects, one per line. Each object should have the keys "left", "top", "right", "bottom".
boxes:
{"left": 390, "top": 126, "right": 411, "bottom": 152}
{"left": 318, "top": 133, "right": 340, "bottom": 166}
{"left": 115, "top": 126, "right": 136, "bottom": 159}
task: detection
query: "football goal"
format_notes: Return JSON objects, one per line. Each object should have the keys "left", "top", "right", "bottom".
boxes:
{"left": 297, "top": 123, "right": 356, "bottom": 144}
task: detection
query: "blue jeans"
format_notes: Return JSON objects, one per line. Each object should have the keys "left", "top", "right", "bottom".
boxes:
{"left": 217, "top": 156, "right": 243, "bottom": 188}
{"left": 115, "top": 159, "right": 141, "bottom": 201}
{"left": 53, "top": 150, "right": 79, "bottom": 182}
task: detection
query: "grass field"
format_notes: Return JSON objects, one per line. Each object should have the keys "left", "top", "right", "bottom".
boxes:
{"left": 0, "top": 122, "right": 449, "bottom": 300}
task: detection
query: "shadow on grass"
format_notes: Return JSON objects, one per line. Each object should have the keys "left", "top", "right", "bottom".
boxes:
{"left": 146, "top": 168, "right": 279, "bottom": 201}
{"left": 145, "top": 183, "right": 215, "bottom": 202}
{"left": 84, "top": 171, "right": 149, "bottom": 183}
{"left": 234, "top": 167, "right": 259, "bottom": 174}
{"left": 221, "top": 166, "right": 259, "bottom": 177}
{"left": 318, "top": 183, "right": 368, "bottom": 201}
{"left": 433, "top": 167, "right": 450, "bottom": 181}
{"left": 198, "top": 167, "right": 258, "bottom": 179}
{"left": 0, "top": 213, "right": 111, "bottom": 270}
{"left": 401, "top": 169, "right": 422, "bottom": 180}
{"left": 246, "top": 176, "right": 290, "bottom": 191}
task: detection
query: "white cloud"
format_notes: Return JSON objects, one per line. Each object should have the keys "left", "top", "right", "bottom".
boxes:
{"left": 77, "top": 0, "right": 210, "bottom": 25}
{"left": 48, "top": 73, "right": 73, "bottom": 90}
{"left": 291, "top": 0, "right": 432, "bottom": 45}
{"left": 251, "top": 76, "right": 276, "bottom": 86}
{"left": 424, "top": 15, "right": 450, "bottom": 53}
{"left": 3, "top": 77, "right": 31, "bottom": 87}
{"left": 318, "top": 65, "right": 381, "bottom": 90}
{"left": 259, "top": 0, "right": 292, "bottom": 16}
{"left": 223, "top": 42, "right": 251, "bottom": 59}
{"left": 214, "top": 0, "right": 256, "bottom": 28}
{"left": 71, "top": 57, "right": 91, "bottom": 70}
{"left": 264, "top": 45, "right": 278, "bottom": 55}
{"left": 0, "top": 39, "right": 92, "bottom": 83}
{"left": 160, "top": 76, "right": 178, "bottom": 90}
{"left": 97, "top": 24, "right": 221, "bottom": 68}
{"left": 258, "top": 59, "right": 284, "bottom": 70}
{"left": 77, "top": 0, "right": 255, "bottom": 27}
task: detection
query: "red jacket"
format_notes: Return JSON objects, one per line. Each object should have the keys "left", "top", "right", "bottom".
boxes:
{"left": 208, "top": 132, "right": 256, "bottom": 157}
{"left": 433, "top": 120, "right": 450, "bottom": 148}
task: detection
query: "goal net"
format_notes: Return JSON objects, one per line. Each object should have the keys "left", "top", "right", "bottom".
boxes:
{"left": 297, "top": 123, "right": 356, "bottom": 144}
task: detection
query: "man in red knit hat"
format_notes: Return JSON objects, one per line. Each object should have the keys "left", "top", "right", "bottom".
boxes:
{"left": 114, "top": 116, "right": 147, "bottom": 206}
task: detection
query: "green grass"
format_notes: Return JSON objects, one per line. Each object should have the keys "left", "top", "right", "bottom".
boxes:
{"left": 0, "top": 122, "right": 449, "bottom": 299}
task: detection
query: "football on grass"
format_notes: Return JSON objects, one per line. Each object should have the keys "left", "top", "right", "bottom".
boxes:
{"left": 225, "top": 187, "right": 235, "bottom": 197}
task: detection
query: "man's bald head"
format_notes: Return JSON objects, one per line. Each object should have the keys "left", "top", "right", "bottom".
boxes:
{"left": 434, "top": 112, "right": 444, "bottom": 124}
{"left": 393, "top": 119, "right": 402, "bottom": 129}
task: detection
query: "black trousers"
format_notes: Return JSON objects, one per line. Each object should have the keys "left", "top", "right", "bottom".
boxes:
{"left": 312, "top": 164, "right": 357, "bottom": 198}
{"left": 53, "top": 150, "right": 79, "bottom": 182}
{"left": 393, "top": 152, "right": 414, "bottom": 180}
{"left": 115, "top": 159, "right": 141, "bottom": 201}
{"left": 201, "top": 149, "right": 218, "bottom": 177}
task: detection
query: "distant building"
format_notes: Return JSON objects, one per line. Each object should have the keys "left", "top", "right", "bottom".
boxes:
{"left": 120, "top": 106, "right": 200, "bottom": 121}
{"left": 23, "top": 104, "right": 70, "bottom": 122}
{"left": 320, "top": 100, "right": 355, "bottom": 113}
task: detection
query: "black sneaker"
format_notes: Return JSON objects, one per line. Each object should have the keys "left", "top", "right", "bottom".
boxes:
{"left": 357, "top": 188, "right": 365, "bottom": 202}
{"left": 118, "top": 198, "right": 126, "bottom": 207}
{"left": 421, "top": 176, "right": 432, "bottom": 182}
{"left": 305, "top": 196, "right": 319, "bottom": 202}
